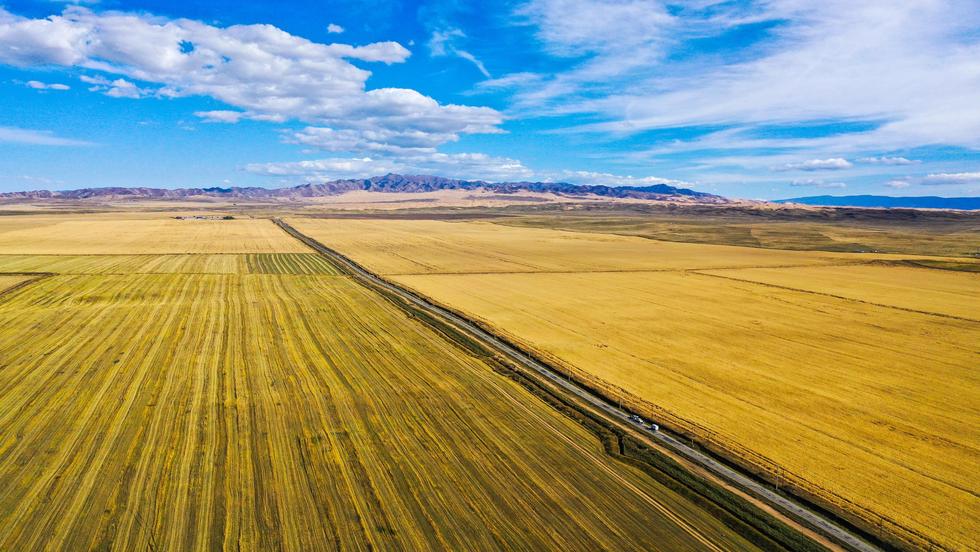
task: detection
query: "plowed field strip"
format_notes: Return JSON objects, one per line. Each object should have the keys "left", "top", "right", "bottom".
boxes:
{"left": 0, "top": 254, "right": 341, "bottom": 275}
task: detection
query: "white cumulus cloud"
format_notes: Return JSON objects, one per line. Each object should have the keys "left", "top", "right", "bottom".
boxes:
{"left": 0, "top": 125, "right": 93, "bottom": 146}
{"left": 327, "top": 23, "right": 344, "bottom": 34}
{"left": 80, "top": 74, "right": 148, "bottom": 98}
{"left": 0, "top": 7, "right": 502, "bottom": 148}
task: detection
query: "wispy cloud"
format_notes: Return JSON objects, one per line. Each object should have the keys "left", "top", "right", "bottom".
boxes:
{"left": 790, "top": 179, "right": 847, "bottom": 189}
{"left": 429, "top": 28, "right": 491, "bottom": 78}
{"left": 0, "top": 126, "right": 94, "bottom": 146}
{"left": 327, "top": 23, "right": 344, "bottom": 34}
{"left": 284, "top": 126, "right": 458, "bottom": 154}
{"left": 508, "top": 0, "right": 980, "bottom": 158}
{"left": 246, "top": 151, "right": 532, "bottom": 182}
{"left": 778, "top": 158, "right": 853, "bottom": 172}
{"left": 246, "top": 157, "right": 400, "bottom": 179}
{"left": 24, "top": 80, "right": 70, "bottom": 90}
{"left": 560, "top": 170, "right": 692, "bottom": 187}
{"left": 859, "top": 156, "right": 918, "bottom": 165}
{"left": 194, "top": 110, "right": 285, "bottom": 124}
{"left": 472, "top": 72, "right": 542, "bottom": 92}
{"left": 921, "top": 172, "right": 980, "bottom": 186}
{"left": 516, "top": 0, "right": 674, "bottom": 57}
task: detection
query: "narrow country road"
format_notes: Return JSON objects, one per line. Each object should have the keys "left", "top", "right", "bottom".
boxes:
{"left": 273, "top": 218, "right": 883, "bottom": 552}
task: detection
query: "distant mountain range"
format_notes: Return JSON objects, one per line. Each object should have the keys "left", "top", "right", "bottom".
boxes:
{"left": 0, "top": 173, "right": 725, "bottom": 202}
{"left": 775, "top": 195, "right": 980, "bottom": 210}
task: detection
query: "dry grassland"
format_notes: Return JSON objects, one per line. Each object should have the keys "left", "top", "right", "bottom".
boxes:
{"left": 0, "top": 265, "right": 757, "bottom": 550}
{"left": 503, "top": 211, "right": 980, "bottom": 257}
{"left": 0, "top": 215, "right": 308, "bottom": 254}
{"left": 295, "top": 217, "right": 980, "bottom": 550}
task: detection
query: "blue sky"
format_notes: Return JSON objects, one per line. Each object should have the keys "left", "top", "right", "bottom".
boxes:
{"left": 1, "top": 0, "right": 979, "bottom": 199}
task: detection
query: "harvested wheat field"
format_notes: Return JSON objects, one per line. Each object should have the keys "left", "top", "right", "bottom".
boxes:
{"left": 293, "top": 217, "right": 980, "bottom": 551}
{"left": 0, "top": 262, "right": 757, "bottom": 550}
{"left": 0, "top": 214, "right": 308, "bottom": 254}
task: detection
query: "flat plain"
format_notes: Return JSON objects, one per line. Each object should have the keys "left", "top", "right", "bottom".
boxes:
{"left": 292, "top": 216, "right": 980, "bottom": 551}
{"left": 500, "top": 205, "right": 980, "bottom": 257}
{"left": 0, "top": 213, "right": 759, "bottom": 551}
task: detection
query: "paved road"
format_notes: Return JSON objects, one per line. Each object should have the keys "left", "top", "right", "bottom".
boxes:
{"left": 274, "top": 218, "right": 882, "bottom": 552}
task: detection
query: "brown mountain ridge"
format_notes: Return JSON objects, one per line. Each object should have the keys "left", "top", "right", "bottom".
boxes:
{"left": 0, "top": 173, "right": 726, "bottom": 203}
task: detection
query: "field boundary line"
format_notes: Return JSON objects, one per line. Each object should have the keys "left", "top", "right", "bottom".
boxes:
{"left": 381, "top": 261, "right": 873, "bottom": 277}
{"left": 689, "top": 271, "right": 979, "bottom": 323}
{"left": 271, "top": 218, "right": 908, "bottom": 552}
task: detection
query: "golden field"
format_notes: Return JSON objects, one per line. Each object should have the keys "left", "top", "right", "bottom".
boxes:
{"left": 0, "top": 218, "right": 758, "bottom": 550}
{"left": 293, "top": 217, "right": 980, "bottom": 550}
{"left": 0, "top": 214, "right": 308, "bottom": 254}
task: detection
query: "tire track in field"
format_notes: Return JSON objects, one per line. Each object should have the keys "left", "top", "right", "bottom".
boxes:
{"left": 382, "top": 260, "right": 870, "bottom": 277}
